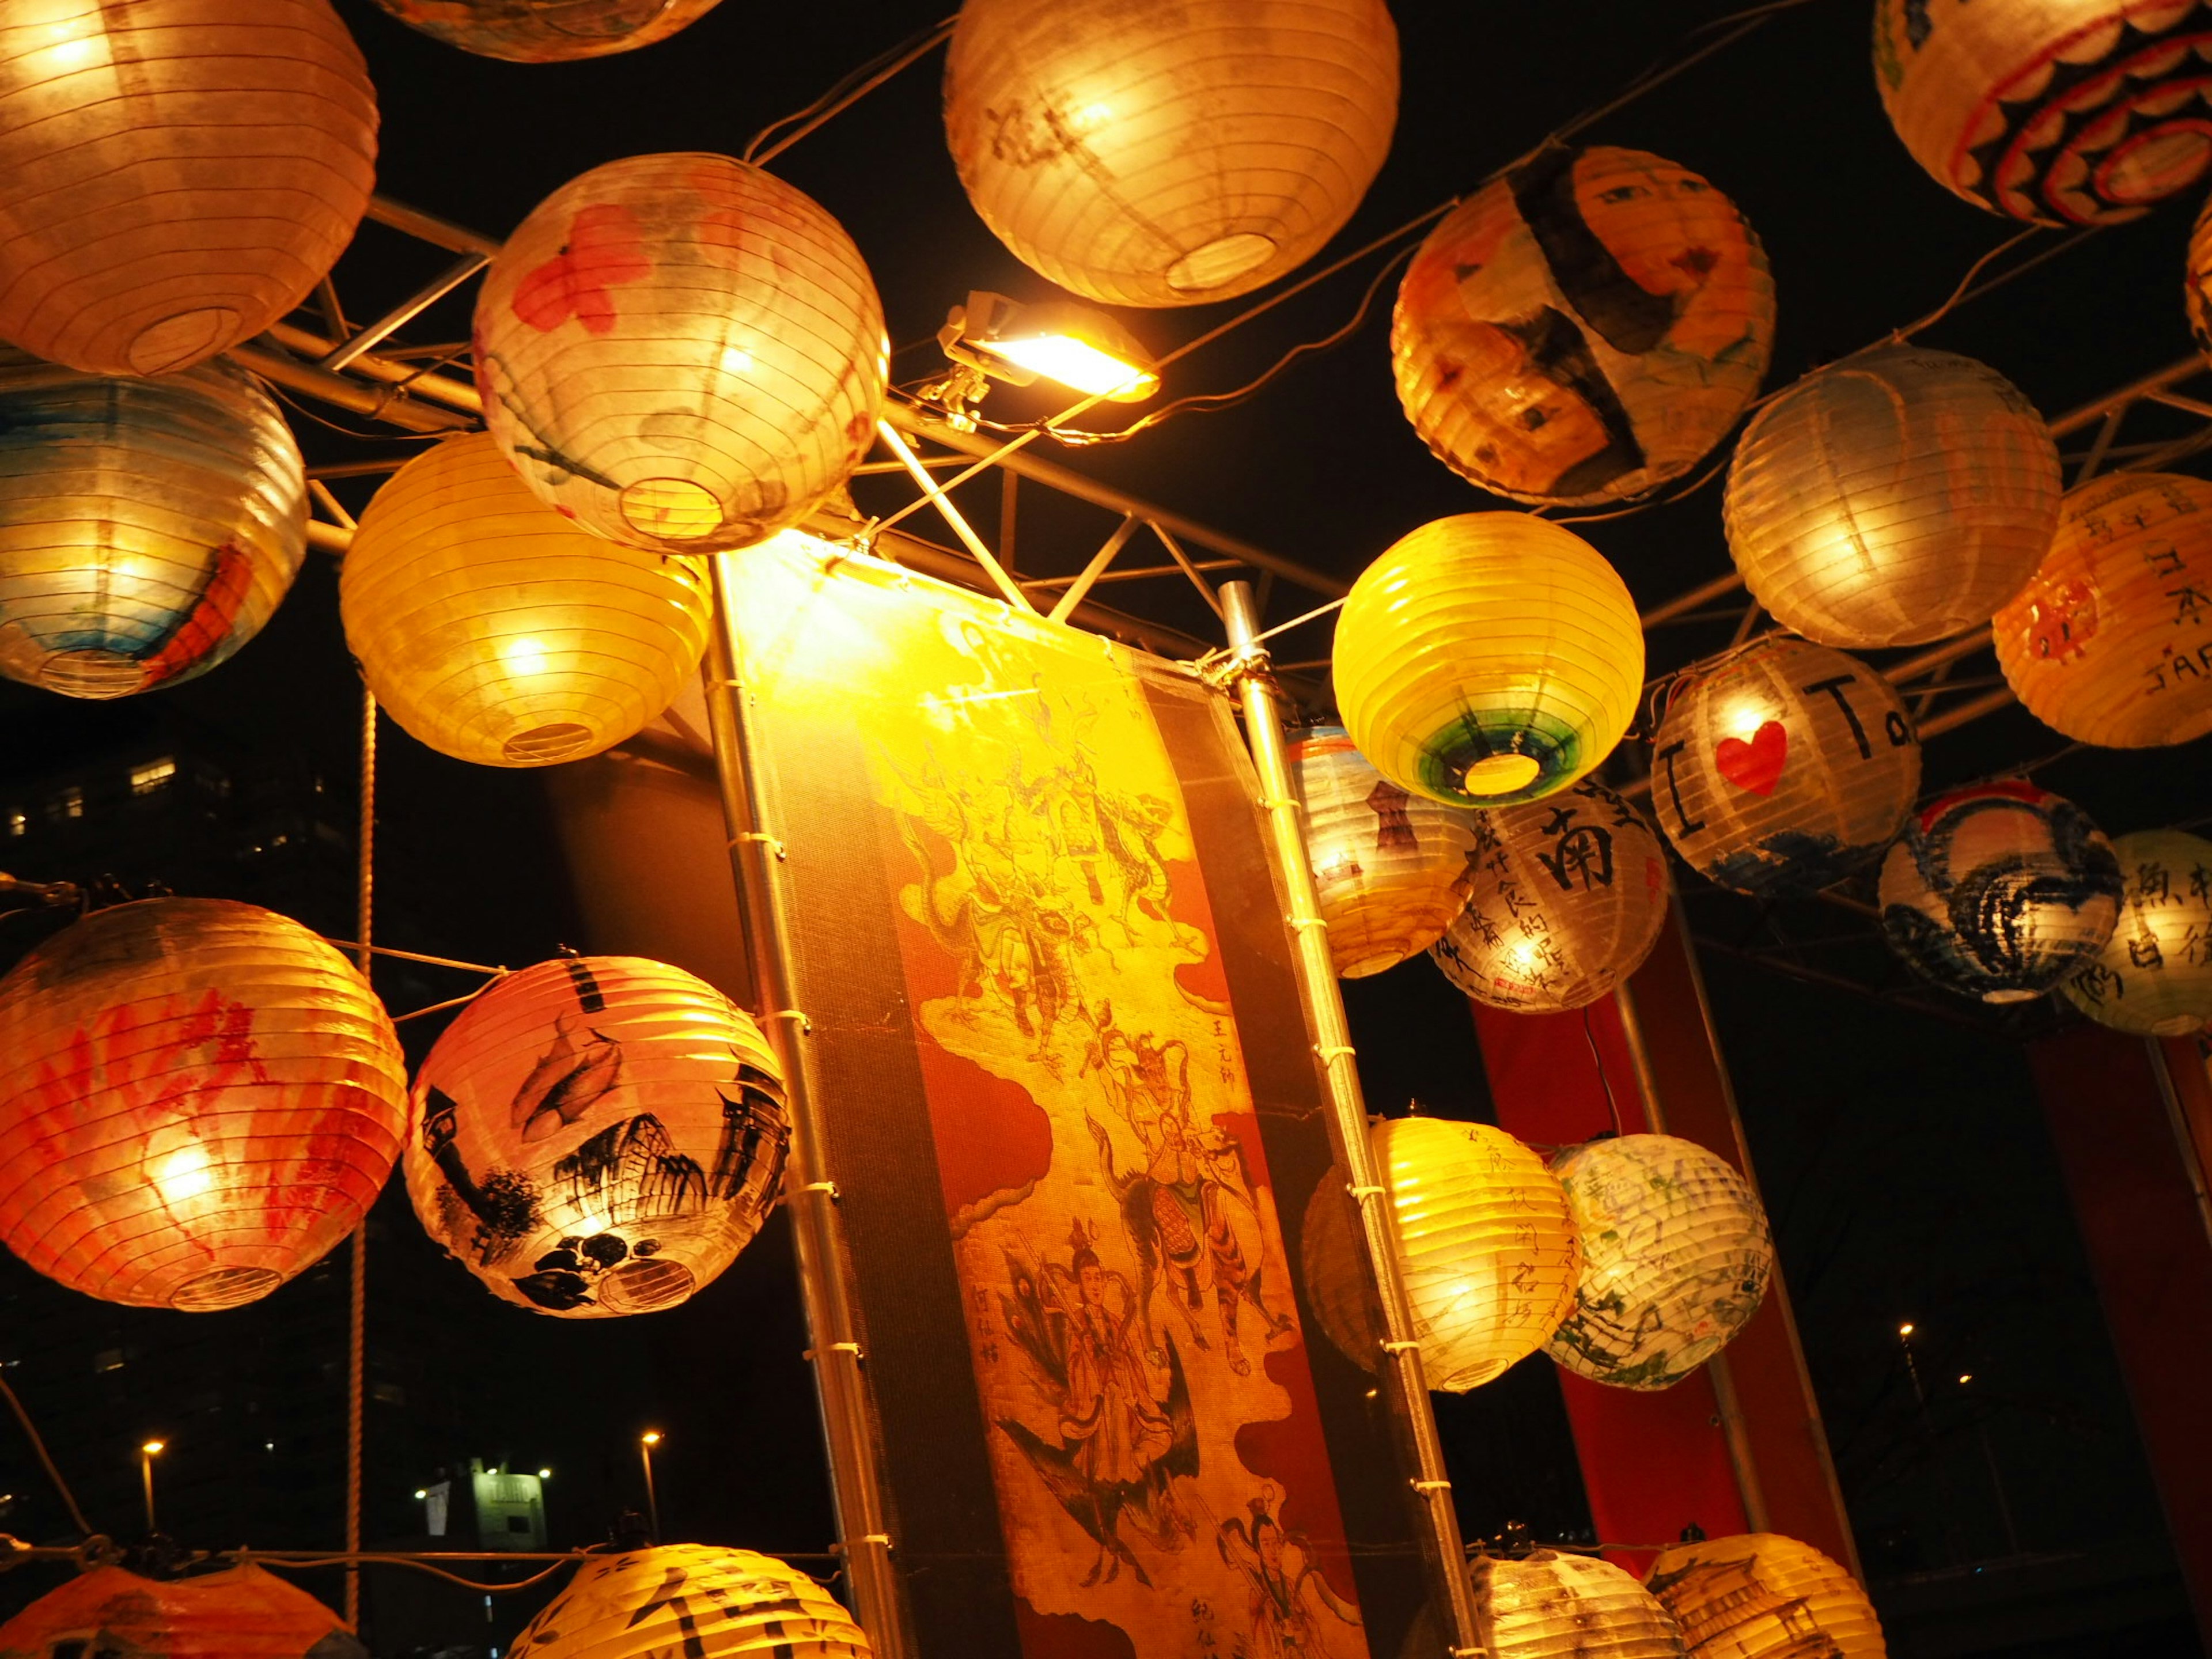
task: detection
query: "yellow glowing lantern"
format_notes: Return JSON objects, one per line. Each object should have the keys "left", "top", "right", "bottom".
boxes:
{"left": 0, "top": 1563, "right": 362, "bottom": 1658}
{"left": 1432, "top": 780, "right": 1669, "bottom": 1014}
{"left": 1993, "top": 471, "right": 2212, "bottom": 749}
{"left": 1333, "top": 513, "right": 1645, "bottom": 810}
{"left": 366, "top": 0, "right": 723, "bottom": 61}
{"left": 407, "top": 956, "right": 789, "bottom": 1317}
{"left": 2061, "top": 829, "right": 2212, "bottom": 1037}
{"left": 1647, "top": 1533, "right": 1885, "bottom": 1658}
{"left": 1469, "top": 1550, "right": 1687, "bottom": 1659}
{"left": 476, "top": 152, "right": 887, "bottom": 554}
{"left": 1726, "top": 346, "right": 2059, "bottom": 649}
{"left": 0, "top": 0, "right": 376, "bottom": 375}
{"left": 0, "top": 351, "right": 306, "bottom": 700}
{"left": 1372, "top": 1115, "right": 1581, "bottom": 1391}
{"left": 1393, "top": 145, "right": 1774, "bottom": 507}
{"left": 0, "top": 899, "right": 407, "bottom": 1312}
{"left": 1546, "top": 1134, "right": 1773, "bottom": 1391}
{"left": 509, "top": 1545, "right": 870, "bottom": 1659}
{"left": 943, "top": 0, "right": 1398, "bottom": 308}
{"left": 341, "top": 434, "right": 711, "bottom": 768}
{"left": 1289, "top": 723, "right": 1480, "bottom": 978}
{"left": 1652, "top": 635, "right": 1921, "bottom": 895}
{"left": 1876, "top": 0, "right": 2212, "bottom": 225}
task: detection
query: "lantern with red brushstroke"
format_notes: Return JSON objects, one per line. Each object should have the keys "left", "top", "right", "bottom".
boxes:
{"left": 0, "top": 1563, "right": 365, "bottom": 1658}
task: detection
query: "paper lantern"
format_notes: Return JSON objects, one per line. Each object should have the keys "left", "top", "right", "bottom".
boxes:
{"left": 1393, "top": 145, "right": 1774, "bottom": 507}
{"left": 2061, "top": 828, "right": 2212, "bottom": 1036}
{"left": 0, "top": 0, "right": 376, "bottom": 375}
{"left": 1468, "top": 1550, "right": 1687, "bottom": 1659}
{"left": 1544, "top": 1134, "right": 1772, "bottom": 1391}
{"left": 942, "top": 0, "right": 1397, "bottom": 308}
{"left": 1875, "top": 0, "right": 2212, "bottom": 225}
{"left": 1373, "top": 1115, "right": 1580, "bottom": 1391}
{"left": 1992, "top": 471, "right": 2212, "bottom": 749}
{"left": 1431, "top": 780, "right": 1669, "bottom": 1014}
{"left": 407, "top": 956, "right": 788, "bottom": 1317}
{"left": 341, "top": 434, "right": 711, "bottom": 768}
{"left": 0, "top": 899, "right": 406, "bottom": 1312}
{"left": 1725, "top": 346, "right": 2060, "bottom": 649}
{"left": 0, "top": 351, "right": 306, "bottom": 700}
{"left": 1298, "top": 1170, "right": 1381, "bottom": 1372}
{"left": 1651, "top": 635, "right": 1921, "bottom": 896}
{"left": 509, "top": 1545, "right": 869, "bottom": 1659}
{"left": 476, "top": 152, "right": 887, "bottom": 554}
{"left": 1880, "top": 782, "right": 2122, "bottom": 1003}
{"left": 366, "top": 0, "right": 722, "bottom": 60}
{"left": 0, "top": 1563, "right": 364, "bottom": 1658}
{"left": 1290, "top": 723, "right": 1479, "bottom": 977}
{"left": 1333, "top": 513, "right": 1645, "bottom": 809}
{"left": 1646, "top": 1533, "right": 1885, "bottom": 1658}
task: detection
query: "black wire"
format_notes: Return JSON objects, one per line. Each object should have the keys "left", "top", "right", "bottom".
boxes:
{"left": 1581, "top": 1005, "right": 1625, "bottom": 1138}
{"left": 0, "top": 1368, "right": 94, "bottom": 1538}
{"left": 741, "top": 14, "right": 957, "bottom": 164}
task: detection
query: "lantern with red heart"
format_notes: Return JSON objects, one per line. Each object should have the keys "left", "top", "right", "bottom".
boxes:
{"left": 1650, "top": 635, "right": 1921, "bottom": 895}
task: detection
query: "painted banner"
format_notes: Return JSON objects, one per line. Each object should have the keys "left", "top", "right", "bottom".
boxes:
{"left": 724, "top": 539, "right": 1426, "bottom": 1659}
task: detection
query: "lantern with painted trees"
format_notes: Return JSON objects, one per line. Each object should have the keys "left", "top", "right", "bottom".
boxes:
{"left": 1468, "top": 1550, "right": 1686, "bottom": 1659}
{"left": 508, "top": 1545, "right": 872, "bottom": 1659}
{"left": 1646, "top": 1533, "right": 1885, "bottom": 1658}
{"left": 367, "top": 0, "right": 724, "bottom": 60}
{"left": 2061, "top": 829, "right": 2212, "bottom": 1037}
{"left": 0, "top": 1564, "right": 363, "bottom": 1658}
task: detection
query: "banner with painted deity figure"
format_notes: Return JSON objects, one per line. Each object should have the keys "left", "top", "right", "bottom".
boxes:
{"left": 722, "top": 538, "right": 1428, "bottom": 1659}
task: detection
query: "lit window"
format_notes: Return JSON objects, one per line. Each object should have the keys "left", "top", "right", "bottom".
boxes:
{"left": 130, "top": 757, "right": 176, "bottom": 794}
{"left": 50, "top": 787, "right": 82, "bottom": 822}
{"left": 6, "top": 810, "right": 21, "bottom": 837}
{"left": 93, "top": 1349, "right": 124, "bottom": 1373}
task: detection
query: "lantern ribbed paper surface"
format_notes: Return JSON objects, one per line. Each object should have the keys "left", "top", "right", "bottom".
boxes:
{"left": 2061, "top": 829, "right": 2212, "bottom": 1037}
{"left": 1652, "top": 636, "right": 1921, "bottom": 896}
{"left": 0, "top": 899, "right": 406, "bottom": 1312}
{"left": 1431, "top": 779, "right": 1668, "bottom": 1014}
{"left": 1299, "top": 1169, "right": 1381, "bottom": 1371}
{"left": 1290, "top": 723, "right": 1479, "bottom": 977}
{"left": 0, "top": 1564, "right": 364, "bottom": 1659}
{"left": 341, "top": 434, "right": 711, "bottom": 768}
{"left": 1875, "top": 0, "right": 2212, "bottom": 225}
{"left": 367, "top": 0, "right": 723, "bottom": 60}
{"left": 1334, "top": 514, "right": 1644, "bottom": 809}
{"left": 1393, "top": 145, "right": 1774, "bottom": 507}
{"left": 407, "top": 956, "right": 789, "bottom": 1317}
{"left": 1373, "top": 1115, "right": 1581, "bottom": 1391}
{"left": 0, "top": 0, "right": 376, "bottom": 375}
{"left": 0, "top": 351, "right": 306, "bottom": 700}
{"left": 943, "top": 0, "right": 1398, "bottom": 308}
{"left": 1469, "top": 1550, "right": 1687, "bottom": 1659}
{"left": 1725, "top": 347, "right": 2060, "bottom": 649}
{"left": 1880, "top": 782, "right": 2122, "bottom": 1003}
{"left": 1647, "top": 1533, "right": 1885, "bottom": 1658}
{"left": 509, "top": 1546, "right": 869, "bottom": 1659}
{"left": 476, "top": 153, "right": 887, "bottom": 554}
{"left": 1545, "top": 1134, "right": 1772, "bottom": 1391}
{"left": 1993, "top": 471, "right": 2212, "bottom": 749}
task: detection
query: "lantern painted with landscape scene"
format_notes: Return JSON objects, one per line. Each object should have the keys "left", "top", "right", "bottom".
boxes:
{"left": 366, "top": 0, "right": 725, "bottom": 61}
{"left": 2061, "top": 829, "right": 2212, "bottom": 1037}
{"left": 0, "top": 1564, "right": 363, "bottom": 1659}
{"left": 507, "top": 1544, "right": 871, "bottom": 1659}
{"left": 1468, "top": 1550, "right": 1686, "bottom": 1659}
{"left": 1646, "top": 1532, "right": 1885, "bottom": 1658}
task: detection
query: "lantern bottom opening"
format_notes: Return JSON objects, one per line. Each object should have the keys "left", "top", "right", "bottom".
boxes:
{"left": 36, "top": 649, "right": 149, "bottom": 700}
{"left": 172, "top": 1265, "right": 285, "bottom": 1312}
{"left": 598, "top": 1256, "right": 697, "bottom": 1313}
{"left": 504, "top": 722, "right": 596, "bottom": 764}
{"left": 1169, "top": 234, "right": 1277, "bottom": 295}
{"left": 131, "top": 307, "right": 242, "bottom": 375}
{"left": 619, "top": 477, "right": 722, "bottom": 541}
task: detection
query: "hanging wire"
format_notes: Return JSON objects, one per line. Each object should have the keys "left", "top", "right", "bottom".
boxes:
{"left": 344, "top": 686, "right": 376, "bottom": 1630}
{"left": 0, "top": 1370, "right": 95, "bottom": 1538}
{"left": 744, "top": 15, "right": 958, "bottom": 166}
{"left": 1580, "top": 1006, "right": 1625, "bottom": 1138}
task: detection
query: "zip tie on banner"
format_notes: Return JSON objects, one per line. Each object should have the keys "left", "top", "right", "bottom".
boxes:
{"left": 1256, "top": 795, "right": 1302, "bottom": 812}
{"left": 1288, "top": 915, "right": 1330, "bottom": 931}
{"left": 1347, "top": 1184, "right": 1384, "bottom": 1199}
{"left": 799, "top": 1181, "right": 840, "bottom": 1199}
{"left": 1410, "top": 1479, "right": 1453, "bottom": 1494}
{"left": 731, "top": 830, "right": 786, "bottom": 859}
{"left": 1313, "top": 1044, "right": 1357, "bottom": 1062}
{"left": 766, "top": 1008, "right": 813, "bottom": 1033}
{"left": 806, "top": 1342, "right": 865, "bottom": 1362}
{"left": 1381, "top": 1340, "right": 1422, "bottom": 1354}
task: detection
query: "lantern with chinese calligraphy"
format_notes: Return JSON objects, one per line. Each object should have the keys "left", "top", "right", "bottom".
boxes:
{"left": 1880, "top": 783, "right": 2122, "bottom": 1003}
{"left": 1372, "top": 1115, "right": 1581, "bottom": 1391}
{"left": 476, "top": 153, "right": 887, "bottom": 554}
{"left": 0, "top": 0, "right": 377, "bottom": 375}
{"left": 1651, "top": 635, "right": 1921, "bottom": 895}
{"left": 0, "top": 351, "right": 307, "bottom": 700}
{"left": 340, "top": 433, "right": 713, "bottom": 767}
{"left": 1430, "top": 780, "right": 1669, "bottom": 1014}
{"left": 943, "top": 0, "right": 1398, "bottom": 309}
{"left": 1875, "top": 0, "right": 2212, "bottom": 225}
{"left": 1468, "top": 1550, "right": 1687, "bottom": 1659}
{"left": 2061, "top": 829, "right": 2212, "bottom": 1036}
{"left": 0, "top": 1564, "right": 364, "bottom": 1658}
{"left": 1725, "top": 347, "right": 2061, "bottom": 649}
{"left": 1646, "top": 1533, "right": 1885, "bottom": 1658}
{"left": 1993, "top": 472, "right": 2212, "bottom": 749}
{"left": 1544, "top": 1134, "right": 1772, "bottom": 1391}
{"left": 1290, "top": 724, "right": 1479, "bottom": 978}
{"left": 0, "top": 899, "right": 407, "bottom": 1311}
{"left": 1393, "top": 145, "right": 1774, "bottom": 507}
{"left": 1334, "top": 513, "right": 1645, "bottom": 810}
{"left": 508, "top": 1544, "right": 871, "bottom": 1659}
{"left": 366, "top": 0, "right": 723, "bottom": 60}
{"left": 407, "top": 956, "right": 789, "bottom": 1317}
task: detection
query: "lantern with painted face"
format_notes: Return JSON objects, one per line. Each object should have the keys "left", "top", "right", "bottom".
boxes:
{"left": 366, "top": 0, "right": 724, "bottom": 60}
{"left": 2061, "top": 829, "right": 2212, "bottom": 1037}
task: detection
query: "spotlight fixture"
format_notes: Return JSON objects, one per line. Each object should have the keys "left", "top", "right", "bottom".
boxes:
{"left": 932, "top": 290, "right": 1159, "bottom": 414}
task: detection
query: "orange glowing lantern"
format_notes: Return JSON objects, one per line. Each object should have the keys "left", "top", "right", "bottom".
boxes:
{"left": 0, "top": 899, "right": 407, "bottom": 1311}
{"left": 0, "top": 0, "right": 377, "bottom": 375}
{"left": 0, "top": 1563, "right": 363, "bottom": 1658}
{"left": 1393, "top": 144, "right": 1774, "bottom": 507}
{"left": 509, "top": 1545, "right": 870, "bottom": 1659}
{"left": 366, "top": 0, "right": 724, "bottom": 60}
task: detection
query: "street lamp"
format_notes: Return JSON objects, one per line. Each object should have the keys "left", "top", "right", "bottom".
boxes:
{"left": 639, "top": 1431, "right": 663, "bottom": 1543}
{"left": 138, "top": 1440, "right": 164, "bottom": 1533}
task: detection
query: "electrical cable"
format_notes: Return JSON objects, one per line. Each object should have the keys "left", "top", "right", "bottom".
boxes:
{"left": 744, "top": 16, "right": 957, "bottom": 166}
{"left": 1581, "top": 1005, "right": 1626, "bottom": 1138}
{"left": 0, "top": 1370, "right": 95, "bottom": 1539}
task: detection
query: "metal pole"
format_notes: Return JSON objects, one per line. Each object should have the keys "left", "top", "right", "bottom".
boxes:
{"left": 1215, "top": 581, "right": 1484, "bottom": 1658}
{"left": 2149, "top": 1038, "right": 2212, "bottom": 1253}
{"left": 700, "top": 556, "right": 909, "bottom": 1658}
{"left": 139, "top": 1443, "right": 160, "bottom": 1534}
{"left": 639, "top": 1435, "right": 662, "bottom": 1543}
